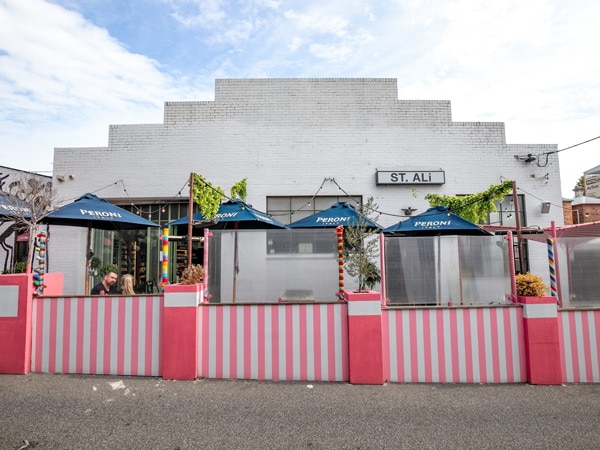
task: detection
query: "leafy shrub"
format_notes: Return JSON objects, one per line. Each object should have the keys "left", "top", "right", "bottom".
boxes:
{"left": 516, "top": 273, "right": 549, "bottom": 297}
{"left": 99, "top": 264, "right": 118, "bottom": 278}
{"left": 13, "top": 261, "right": 27, "bottom": 273}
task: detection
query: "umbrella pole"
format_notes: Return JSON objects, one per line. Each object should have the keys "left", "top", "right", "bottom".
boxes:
{"left": 85, "top": 224, "right": 91, "bottom": 295}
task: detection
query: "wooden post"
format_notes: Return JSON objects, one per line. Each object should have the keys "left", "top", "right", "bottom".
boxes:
{"left": 188, "top": 173, "right": 194, "bottom": 269}
{"left": 512, "top": 181, "right": 525, "bottom": 274}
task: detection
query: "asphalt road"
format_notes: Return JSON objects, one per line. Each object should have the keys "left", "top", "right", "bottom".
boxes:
{"left": 1, "top": 374, "right": 600, "bottom": 449}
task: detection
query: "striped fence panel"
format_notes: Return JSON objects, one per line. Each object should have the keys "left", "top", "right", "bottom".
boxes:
{"left": 559, "top": 309, "right": 600, "bottom": 383}
{"left": 383, "top": 306, "right": 526, "bottom": 383}
{"left": 198, "top": 303, "right": 349, "bottom": 382}
{"left": 31, "top": 296, "right": 163, "bottom": 377}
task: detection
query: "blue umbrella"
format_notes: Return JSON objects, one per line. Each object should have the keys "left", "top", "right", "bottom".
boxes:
{"left": 287, "top": 202, "right": 382, "bottom": 229}
{"left": 42, "top": 193, "right": 159, "bottom": 294}
{"left": 0, "top": 192, "right": 31, "bottom": 219}
{"left": 168, "top": 198, "right": 286, "bottom": 229}
{"left": 383, "top": 206, "right": 491, "bottom": 236}
{"left": 43, "top": 193, "right": 159, "bottom": 230}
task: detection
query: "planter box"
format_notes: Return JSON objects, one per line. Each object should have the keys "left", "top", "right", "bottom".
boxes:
{"left": 518, "top": 295, "right": 562, "bottom": 385}
{"left": 344, "top": 289, "right": 384, "bottom": 384}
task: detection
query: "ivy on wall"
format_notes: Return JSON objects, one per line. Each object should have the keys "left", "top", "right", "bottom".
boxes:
{"left": 192, "top": 174, "right": 247, "bottom": 220}
{"left": 425, "top": 180, "right": 513, "bottom": 223}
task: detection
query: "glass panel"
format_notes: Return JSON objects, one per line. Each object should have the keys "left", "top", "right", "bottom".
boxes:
{"left": 267, "top": 197, "right": 290, "bottom": 210}
{"left": 207, "top": 229, "right": 339, "bottom": 303}
{"left": 555, "top": 237, "right": 600, "bottom": 308}
{"left": 384, "top": 235, "right": 509, "bottom": 306}
{"left": 291, "top": 197, "right": 312, "bottom": 210}
{"left": 314, "top": 196, "right": 338, "bottom": 210}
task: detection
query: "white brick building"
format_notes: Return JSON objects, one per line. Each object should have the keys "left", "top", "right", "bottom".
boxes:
{"left": 49, "top": 78, "right": 562, "bottom": 294}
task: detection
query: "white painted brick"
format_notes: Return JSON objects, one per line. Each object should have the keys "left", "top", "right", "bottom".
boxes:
{"left": 51, "top": 78, "right": 562, "bottom": 293}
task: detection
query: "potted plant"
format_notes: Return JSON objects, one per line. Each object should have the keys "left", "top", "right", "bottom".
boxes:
{"left": 343, "top": 197, "right": 381, "bottom": 294}
{"left": 179, "top": 264, "right": 204, "bottom": 285}
{"left": 516, "top": 273, "right": 549, "bottom": 297}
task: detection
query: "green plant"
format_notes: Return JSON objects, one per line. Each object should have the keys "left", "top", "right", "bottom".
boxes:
{"left": 193, "top": 174, "right": 225, "bottom": 220}
{"left": 13, "top": 261, "right": 27, "bottom": 273}
{"left": 425, "top": 180, "right": 513, "bottom": 223}
{"left": 230, "top": 178, "right": 247, "bottom": 201}
{"left": 343, "top": 197, "right": 381, "bottom": 292}
{"left": 99, "top": 264, "right": 118, "bottom": 278}
{"left": 90, "top": 257, "right": 101, "bottom": 271}
{"left": 516, "top": 273, "right": 549, "bottom": 297}
{"left": 3, "top": 261, "right": 28, "bottom": 274}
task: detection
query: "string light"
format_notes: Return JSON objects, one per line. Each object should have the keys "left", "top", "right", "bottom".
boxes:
{"left": 119, "top": 179, "right": 189, "bottom": 217}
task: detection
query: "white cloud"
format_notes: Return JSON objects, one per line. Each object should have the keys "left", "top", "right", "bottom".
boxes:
{"left": 169, "top": 0, "right": 226, "bottom": 28}
{"left": 284, "top": 10, "right": 349, "bottom": 38}
{"left": 1, "top": 0, "right": 598, "bottom": 197}
{"left": 0, "top": 0, "right": 204, "bottom": 171}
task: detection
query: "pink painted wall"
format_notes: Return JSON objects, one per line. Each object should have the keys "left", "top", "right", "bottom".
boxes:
{"left": 382, "top": 306, "right": 527, "bottom": 383}
{"left": 0, "top": 274, "right": 34, "bottom": 374}
{"left": 42, "top": 273, "right": 64, "bottom": 296}
{"left": 31, "top": 295, "right": 163, "bottom": 376}
{"left": 198, "top": 303, "right": 349, "bottom": 382}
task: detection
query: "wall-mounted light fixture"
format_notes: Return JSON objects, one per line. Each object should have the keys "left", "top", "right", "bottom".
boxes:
{"left": 402, "top": 207, "right": 417, "bottom": 216}
{"left": 56, "top": 174, "right": 75, "bottom": 182}
{"left": 541, "top": 201, "right": 551, "bottom": 214}
{"left": 514, "top": 154, "right": 537, "bottom": 163}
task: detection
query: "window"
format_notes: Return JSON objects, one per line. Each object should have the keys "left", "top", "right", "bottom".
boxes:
{"left": 267, "top": 195, "right": 362, "bottom": 254}
{"left": 267, "top": 195, "right": 362, "bottom": 225}
{"left": 486, "top": 194, "right": 529, "bottom": 273}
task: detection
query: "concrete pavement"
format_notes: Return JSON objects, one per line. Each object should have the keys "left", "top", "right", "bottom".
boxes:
{"left": 1, "top": 374, "right": 600, "bottom": 449}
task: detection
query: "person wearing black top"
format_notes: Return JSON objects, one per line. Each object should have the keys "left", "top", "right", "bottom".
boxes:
{"left": 91, "top": 271, "right": 118, "bottom": 295}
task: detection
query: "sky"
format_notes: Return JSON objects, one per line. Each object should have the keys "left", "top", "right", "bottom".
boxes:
{"left": 0, "top": 0, "right": 598, "bottom": 198}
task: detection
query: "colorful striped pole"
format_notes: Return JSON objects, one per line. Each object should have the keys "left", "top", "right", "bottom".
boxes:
{"left": 336, "top": 226, "right": 344, "bottom": 300}
{"left": 161, "top": 228, "right": 169, "bottom": 289}
{"left": 547, "top": 236, "right": 558, "bottom": 299}
{"left": 33, "top": 230, "right": 47, "bottom": 296}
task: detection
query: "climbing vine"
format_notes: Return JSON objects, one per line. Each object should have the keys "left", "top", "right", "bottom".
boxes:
{"left": 425, "top": 180, "right": 513, "bottom": 223}
{"left": 192, "top": 174, "right": 225, "bottom": 220}
{"left": 192, "top": 174, "right": 248, "bottom": 220}
{"left": 230, "top": 178, "right": 247, "bottom": 202}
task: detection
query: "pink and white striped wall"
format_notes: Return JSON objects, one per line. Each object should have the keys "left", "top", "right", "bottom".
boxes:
{"left": 198, "top": 303, "right": 349, "bottom": 382}
{"left": 382, "top": 306, "right": 527, "bottom": 383}
{"left": 26, "top": 292, "right": 600, "bottom": 385}
{"left": 559, "top": 309, "right": 600, "bottom": 383}
{"left": 31, "top": 296, "right": 163, "bottom": 376}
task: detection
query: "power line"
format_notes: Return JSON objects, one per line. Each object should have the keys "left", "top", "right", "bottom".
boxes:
{"left": 544, "top": 135, "right": 600, "bottom": 155}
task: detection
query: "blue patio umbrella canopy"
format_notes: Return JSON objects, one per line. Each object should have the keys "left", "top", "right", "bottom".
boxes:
{"left": 287, "top": 202, "right": 382, "bottom": 229}
{"left": 0, "top": 192, "right": 32, "bottom": 219}
{"left": 43, "top": 193, "right": 160, "bottom": 230}
{"left": 168, "top": 199, "right": 287, "bottom": 229}
{"left": 383, "top": 206, "right": 492, "bottom": 236}
{"left": 42, "top": 193, "right": 159, "bottom": 294}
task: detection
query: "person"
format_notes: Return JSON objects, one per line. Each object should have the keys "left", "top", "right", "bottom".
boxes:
{"left": 90, "top": 271, "right": 118, "bottom": 295}
{"left": 120, "top": 273, "right": 135, "bottom": 295}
